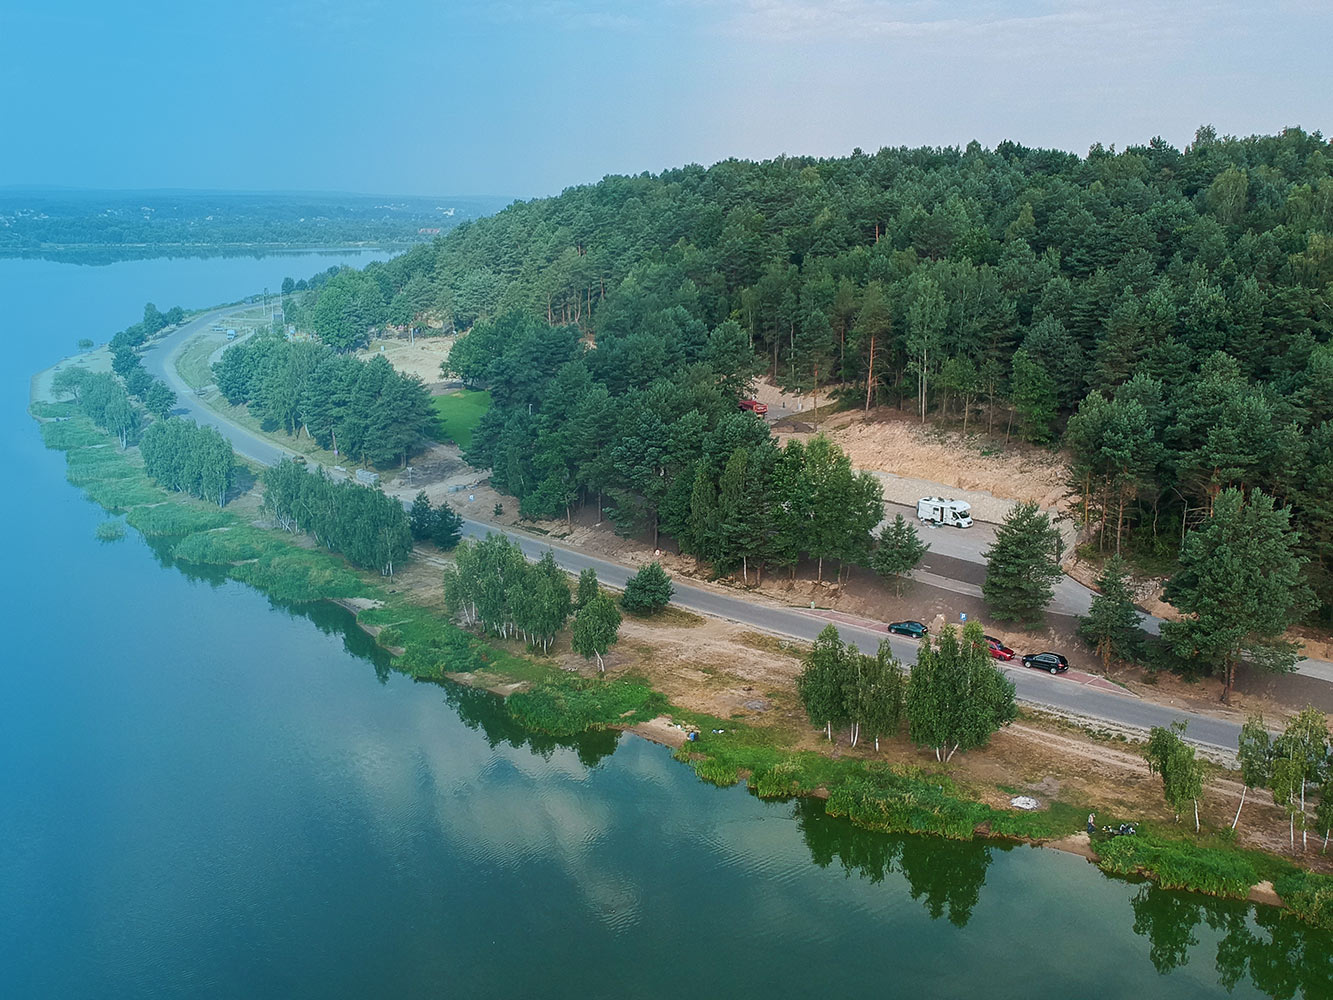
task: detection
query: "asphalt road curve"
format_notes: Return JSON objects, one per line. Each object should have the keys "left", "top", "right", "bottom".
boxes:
{"left": 147, "top": 311, "right": 1245, "bottom": 751}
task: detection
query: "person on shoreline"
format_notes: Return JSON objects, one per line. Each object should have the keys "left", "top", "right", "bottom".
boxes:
{"left": 1087, "top": 812, "right": 1096, "bottom": 835}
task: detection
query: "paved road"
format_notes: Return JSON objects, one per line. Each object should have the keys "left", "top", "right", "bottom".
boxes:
{"left": 146, "top": 312, "right": 1262, "bottom": 750}
{"left": 891, "top": 503, "right": 1333, "bottom": 683}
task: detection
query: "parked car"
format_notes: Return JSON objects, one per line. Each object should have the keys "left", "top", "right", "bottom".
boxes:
{"left": 1022, "top": 651, "right": 1069, "bottom": 674}
{"left": 983, "top": 635, "right": 1015, "bottom": 661}
{"left": 291, "top": 455, "right": 308, "bottom": 465}
{"left": 887, "top": 620, "right": 928, "bottom": 639}
{"left": 738, "top": 398, "right": 769, "bottom": 415}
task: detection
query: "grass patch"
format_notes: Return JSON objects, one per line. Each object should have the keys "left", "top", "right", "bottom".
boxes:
{"left": 171, "top": 525, "right": 284, "bottom": 564}
{"left": 31, "top": 399, "right": 79, "bottom": 418}
{"left": 736, "top": 631, "right": 809, "bottom": 659}
{"left": 228, "top": 549, "right": 367, "bottom": 603}
{"left": 507, "top": 676, "right": 668, "bottom": 738}
{"left": 624, "top": 604, "right": 706, "bottom": 628}
{"left": 40, "top": 416, "right": 106, "bottom": 451}
{"left": 79, "top": 474, "right": 166, "bottom": 512}
{"left": 358, "top": 600, "right": 546, "bottom": 682}
{"left": 175, "top": 334, "right": 223, "bottom": 390}
{"left": 126, "top": 503, "right": 231, "bottom": 536}
{"left": 95, "top": 520, "right": 125, "bottom": 541}
{"left": 64, "top": 446, "right": 142, "bottom": 485}
{"left": 431, "top": 389, "right": 490, "bottom": 450}
{"left": 1094, "top": 831, "right": 1259, "bottom": 899}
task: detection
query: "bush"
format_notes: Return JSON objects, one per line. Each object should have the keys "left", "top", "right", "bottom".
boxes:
{"left": 1275, "top": 871, "right": 1333, "bottom": 931}
{"left": 621, "top": 561, "right": 674, "bottom": 615}
{"left": 826, "top": 773, "right": 989, "bottom": 840}
{"left": 31, "top": 400, "right": 78, "bottom": 419}
{"left": 95, "top": 520, "right": 125, "bottom": 542}
{"left": 687, "top": 756, "right": 742, "bottom": 787}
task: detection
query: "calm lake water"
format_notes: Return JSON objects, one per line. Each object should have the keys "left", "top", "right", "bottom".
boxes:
{"left": 2, "top": 253, "right": 1329, "bottom": 999}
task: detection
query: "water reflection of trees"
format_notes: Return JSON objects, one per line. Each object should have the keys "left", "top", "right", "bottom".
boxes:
{"left": 798, "top": 791, "right": 1332, "bottom": 1000}
{"left": 442, "top": 681, "right": 621, "bottom": 768}
{"left": 794, "top": 798, "right": 994, "bottom": 927}
{"left": 1131, "top": 883, "right": 1332, "bottom": 999}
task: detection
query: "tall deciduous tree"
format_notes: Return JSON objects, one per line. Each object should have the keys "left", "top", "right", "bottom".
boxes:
{"left": 1275, "top": 707, "right": 1330, "bottom": 852}
{"left": 906, "top": 622, "right": 1016, "bottom": 761}
{"left": 572, "top": 592, "right": 621, "bottom": 672}
{"left": 797, "top": 625, "right": 848, "bottom": 741}
{"left": 1234, "top": 714, "right": 1273, "bottom": 830}
{"left": 575, "top": 567, "right": 600, "bottom": 609}
{"left": 1162, "top": 488, "right": 1313, "bottom": 703}
{"left": 855, "top": 640, "right": 906, "bottom": 751}
{"left": 983, "top": 502, "right": 1063, "bottom": 624}
{"left": 1144, "top": 721, "right": 1205, "bottom": 831}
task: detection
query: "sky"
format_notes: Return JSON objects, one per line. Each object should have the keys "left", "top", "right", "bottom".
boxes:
{"left": 1, "top": 0, "right": 1329, "bottom": 200}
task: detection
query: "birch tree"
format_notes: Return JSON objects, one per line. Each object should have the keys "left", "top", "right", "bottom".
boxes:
{"left": 906, "top": 622, "right": 1016, "bottom": 761}
{"left": 1144, "top": 721, "right": 1205, "bottom": 832}
{"left": 1234, "top": 714, "right": 1273, "bottom": 830}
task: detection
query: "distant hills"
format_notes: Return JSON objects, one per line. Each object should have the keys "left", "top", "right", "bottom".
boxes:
{"left": 0, "top": 189, "right": 514, "bottom": 262}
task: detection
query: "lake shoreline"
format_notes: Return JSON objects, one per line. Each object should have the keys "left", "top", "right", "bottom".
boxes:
{"left": 28, "top": 363, "right": 1330, "bottom": 931}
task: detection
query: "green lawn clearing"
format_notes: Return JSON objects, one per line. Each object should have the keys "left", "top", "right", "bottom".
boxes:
{"left": 431, "top": 390, "right": 490, "bottom": 451}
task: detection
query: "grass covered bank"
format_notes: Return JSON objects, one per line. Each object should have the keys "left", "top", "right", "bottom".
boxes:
{"left": 30, "top": 399, "right": 1333, "bottom": 931}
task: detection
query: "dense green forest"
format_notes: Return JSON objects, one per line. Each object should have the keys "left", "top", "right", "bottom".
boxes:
{"left": 0, "top": 190, "right": 511, "bottom": 261}
{"left": 262, "top": 459, "right": 411, "bottom": 576}
{"left": 213, "top": 334, "right": 435, "bottom": 468}
{"left": 296, "top": 128, "right": 1333, "bottom": 624}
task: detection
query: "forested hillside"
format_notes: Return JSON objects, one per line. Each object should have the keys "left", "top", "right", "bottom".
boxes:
{"left": 307, "top": 127, "right": 1333, "bottom": 619}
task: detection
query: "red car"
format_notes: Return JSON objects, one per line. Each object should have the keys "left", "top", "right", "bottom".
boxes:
{"left": 738, "top": 399, "right": 769, "bottom": 415}
{"left": 983, "top": 635, "right": 1015, "bottom": 661}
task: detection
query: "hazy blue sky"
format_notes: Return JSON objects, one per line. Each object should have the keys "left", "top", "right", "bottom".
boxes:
{"left": 2, "top": 1, "right": 1329, "bottom": 199}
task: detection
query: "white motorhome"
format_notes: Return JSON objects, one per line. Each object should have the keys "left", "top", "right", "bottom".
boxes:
{"left": 917, "top": 496, "right": 973, "bottom": 528}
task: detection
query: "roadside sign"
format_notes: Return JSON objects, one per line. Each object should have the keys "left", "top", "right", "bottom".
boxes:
{"left": 960, "top": 613, "right": 967, "bottom": 622}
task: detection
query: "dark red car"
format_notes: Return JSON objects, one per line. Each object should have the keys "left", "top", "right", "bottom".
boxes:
{"left": 738, "top": 399, "right": 769, "bottom": 415}
{"left": 983, "top": 635, "right": 1015, "bottom": 661}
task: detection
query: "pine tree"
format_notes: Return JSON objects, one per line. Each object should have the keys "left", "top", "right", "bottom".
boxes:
{"left": 1078, "top": 555, "right": 1142, "bottom": 670}
{"left": 1161, "top": 488, "right": 1313, "bottom": 703}
{"left": 982, "top": 501, "right": 1063, "bottom": 623}
{"left": 871, "top": 514, "right": 929, "bottom": 594}
{"left": 409, "top": 491, "right": 435, "bottom": 541}
{"left": 622, "top": 562, "right": 674, "bottom": 615}
{"left": 431, "top": 503, "right": 463, "bottom": 550}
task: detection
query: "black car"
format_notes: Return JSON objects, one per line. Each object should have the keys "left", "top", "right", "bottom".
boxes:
{"left": 887, "top": 620, "right": 928, "bottom": 639}
{"left": 1022, "top": 652, "right": 1069, "bottom": 674}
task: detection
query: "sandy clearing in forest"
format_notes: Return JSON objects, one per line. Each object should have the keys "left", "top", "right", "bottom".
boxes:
{"left": 795, "top": 409, "right": 1073, "bottom": 513}
{"left": 355, "top": 333, "right": 455, "bottom": 386}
